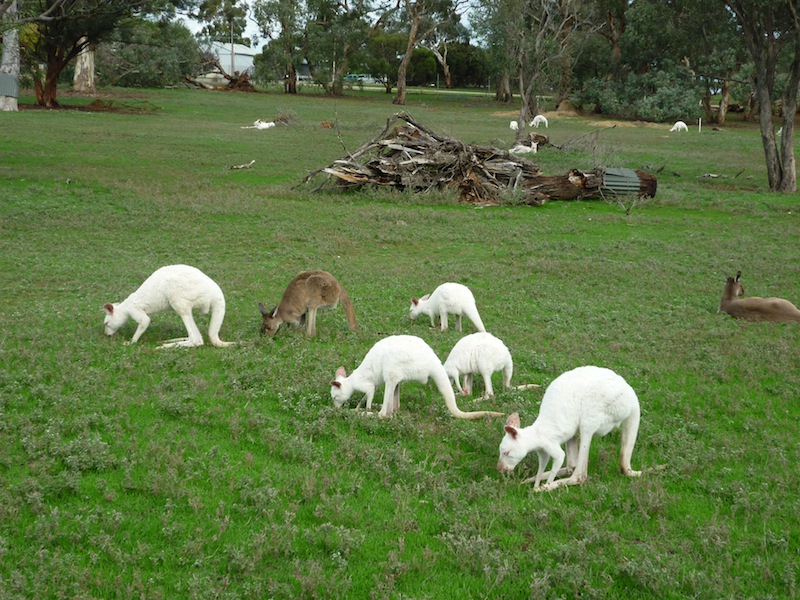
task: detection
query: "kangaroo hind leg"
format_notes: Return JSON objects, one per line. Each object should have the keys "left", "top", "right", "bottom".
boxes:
{"left": 160, "top": 309, "right": 204, "bottom": 348}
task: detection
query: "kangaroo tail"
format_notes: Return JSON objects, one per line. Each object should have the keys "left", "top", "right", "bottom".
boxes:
{"left": 469, "top": 307, "right": 486, "bottom": 333}
{"left": 433, "top": 369, "right": 503, "bottom": 420}
{"left": 338, "top": 286, "right": 358, "bottom": 332}
{"left": 514, "top": 383, "right": 540, "bottom": 391}
{"left": 208, "top": 297, "right": 234, "bottom": 347}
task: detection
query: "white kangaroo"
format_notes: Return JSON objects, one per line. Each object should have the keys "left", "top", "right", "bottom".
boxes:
{"left": 443, "top": 332, "right": 539, "bottom": 400}
{"left": 669, "top": 120, "right": 688, "bottom": 132}
{"left": 529, "top": 115, "right": 549, "bottom": 128}
{"left": 718, "top": 271, "right": 800, "bottom": 322}
{"left": 497, "top": 366, "right": 641, "bottom": 491}
{"left": 409, "top": 282, "right": 486, "bottom": 332}
{"left": 103, "top": 264, "right": 232, "bottom": 348}
{"left": 330, "top": 335, "right": 504, "bottom": 420}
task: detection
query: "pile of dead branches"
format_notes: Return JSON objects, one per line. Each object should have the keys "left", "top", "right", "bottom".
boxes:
{"left": 303, "top": 112, "right": 656, "bottom": 205}
{"left": 185, "top": 57, "right": 258, "bottom": 92}
{"left": 303, "top": 112, "right": 544, "bottom": 204}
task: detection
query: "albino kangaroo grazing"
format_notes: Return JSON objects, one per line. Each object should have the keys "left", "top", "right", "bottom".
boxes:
{"left": 718, "top": 271, "right": 800, "bottom": 323}
{"left": 529, "top": 115, "right": 549, "bottom": 128}
{"left": 669, "top": 120, "right": 688, "bottom": 132}
{"left": 103, "top": 264, "right": 232, "bottom": 348}
{"left": 410, "top": 282, "right": 486, "bottom": 332}
{"left": 330, "top": 335, "right": 504, "bottom": 420}
{"left": 444, "top": 332, "right": 539, "bottom": 400}
{"left": 259, "top": 270, "right": 357, "bottom": 337}
{"left": 497, "top": 366, "right": 641, "bottom": 491}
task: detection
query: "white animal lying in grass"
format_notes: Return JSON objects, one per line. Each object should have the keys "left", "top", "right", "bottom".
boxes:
{"left": 103, "top": 264, "right": 233, "bottom": 348}
{"left": 510, "top": 142, "right": 538, "bottom": 155}
{"left": 509, "top": 120, "right": 519, "bottom": 131}
{"left": 410, "top": 282, "right": 486, "bottom": 332}
{"left": 241, "top": 119, "right": 276, "bottom": 130}
{"left": 529, "top": 115, "right": 549, "bottom": 128}
{"left": 330, "top": 335, "right": 504, "bottom": 419}
{"left": 497, "top": 365, "right": 641, "bottom": 491}
{"left": 443, "top": 332, "right": 539, "bottom": 400}
{"left": 669, "top": 120, "right": 688, "bottom": 133}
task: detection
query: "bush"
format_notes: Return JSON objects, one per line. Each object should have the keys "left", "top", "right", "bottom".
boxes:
{"left": 580, "top": 68, "right": 703, "bottom": 122}
{"left": 95, "top": 20, "right": 203, "bottom": 88}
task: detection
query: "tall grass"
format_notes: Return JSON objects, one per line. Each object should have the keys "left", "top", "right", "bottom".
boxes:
{"left": 0, "top": 86, "right": 798, "bottom": 599}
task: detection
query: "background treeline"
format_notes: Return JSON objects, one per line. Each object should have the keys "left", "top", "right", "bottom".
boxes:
{"left": 3, "top": 0, "right": 777, "bottom": 124}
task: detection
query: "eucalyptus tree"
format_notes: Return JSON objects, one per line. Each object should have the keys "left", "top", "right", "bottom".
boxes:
{"left": 470, "top": 0, "right": 513, "bottom": 101}
{"left": 666, "top": 0, "right": 744, "bottom": 125}
{"left": 392, "top": 0, "right": 463, "bottom": 104}
{"left": 0, "top": 0, "right": 19, "bottom": 111}
{"left": 724, "top": 0, "right": 800, "bottom": 192}
{"left": 366, "top": 30, "right": 406, "bottom": 92}
{"left": 95, "top": 19, "right": 204, "bottom": 87}
{"left": 419, "top": 17, "right": 468, "bottom": 88}
{"left": 474, "top": 0, "right": 589, "bottom": 134}
{"left": 196, "top": 0, "right": 249, "bottom": 39}
{"left": 252, "top": 0, "right": 303, "bottom": 92}
{"left": 16, "top": 0, "right": 194, "bottom": 107}
{"left": 298, "top": 0, "right": 397, "bottom": 95}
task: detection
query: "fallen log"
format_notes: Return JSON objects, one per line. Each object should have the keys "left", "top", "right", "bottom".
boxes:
{"left": 302, "top": 113, "right": 656, "bottom": 205}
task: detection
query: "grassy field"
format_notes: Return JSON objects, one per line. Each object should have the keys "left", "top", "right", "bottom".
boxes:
{"left": 1, "top": 86, "right": 798, "bottom": 599}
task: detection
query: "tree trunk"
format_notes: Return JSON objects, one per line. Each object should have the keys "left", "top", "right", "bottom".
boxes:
{"left": 284, "top": 62, "right": 297, "bottom": 93}
{"left": 394, "top": 4, "right": 420, "bottom": 106}
{"left": 717, "top": 79, "right": 732, "bottom": 125}
{"left": 494, "top": 72, "right": 512, "bottom": 102}
{"left": 37, "top": 41, "right": 82, "bottom": 107}
{"left": 73, "top": 38, "right": 96, "bottom": 95}
{"left": 754, "top": 68, "right": 781, "bottom": 189}
{"left": 0, "top": 0, "right": 19, "bottom": 112}
{"left": 776, "top": 36, "right": 800, "bottom": 192}
{"left": 430, "top": 43, "right": 452, "bottom": 89}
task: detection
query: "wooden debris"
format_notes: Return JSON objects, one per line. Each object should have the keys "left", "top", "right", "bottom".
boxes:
{"left": 302, "top": 113, "right": 657, "bottom": 205}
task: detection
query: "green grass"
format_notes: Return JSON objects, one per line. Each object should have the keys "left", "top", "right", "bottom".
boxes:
{"left": 1, "top": 86, "right": 798, "bottom": 599}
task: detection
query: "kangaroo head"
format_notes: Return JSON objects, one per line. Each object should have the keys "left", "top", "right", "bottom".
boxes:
{"left": 725, "top": 271, "right": 745, "bottom": 299}
{"left": 258, "top": 302, "right": 281, "bottom": 336}
{"left": 497, "top": 413, "right": 527, "bottom": 473}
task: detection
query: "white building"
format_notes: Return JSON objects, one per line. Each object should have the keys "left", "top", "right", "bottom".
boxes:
{"left": 207, "top": 41, "right": 257, "bottom": 75}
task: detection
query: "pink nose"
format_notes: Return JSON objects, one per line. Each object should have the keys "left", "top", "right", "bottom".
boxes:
{"left": 496, "top": 461, "right": 508, "bottom": 473}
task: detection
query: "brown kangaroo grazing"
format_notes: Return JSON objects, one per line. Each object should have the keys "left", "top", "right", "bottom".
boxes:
{"left": 259, "top": 270, "right": 358, "bottom": 337}
{"left": 719, "top": 271, "right": 800, "bottom": 322}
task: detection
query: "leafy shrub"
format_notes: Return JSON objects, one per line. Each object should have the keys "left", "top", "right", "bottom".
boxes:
{"left": 580, "top": 68, "right": 703, "bottom": 122}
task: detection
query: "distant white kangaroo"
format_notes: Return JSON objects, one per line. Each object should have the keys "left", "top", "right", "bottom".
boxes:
{"left": 529, "top": 115, "right": 549, "bottom": 128}
{"left": 497, "top": 366, "right": 641, "bottom": 491}
{"left": 259, "top": 270, "right": 357, "bottom": 337}
{"left": 103, "top": 264, "right": 232, "bottom": 348}
{"left": 718, "top": 271, "right": 800, "bottom": 322}
{"left": 443, "top": 332, "right": 539, "bottom": 400}
{"left": 330, "top": 335, "right": 504, "bottom": 420}
{"left": 409, "top": 282, "right": 486, "bottom": 332}
{"left": 669, "top": 120, "right": 688, "bottom": 132}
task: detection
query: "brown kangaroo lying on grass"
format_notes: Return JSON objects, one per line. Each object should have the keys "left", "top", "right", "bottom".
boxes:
{"left": 718, "top": 271, "right": 800, "bottom": 323}
{"left": 259, "top": 270, "right": 358, "bottom": 337}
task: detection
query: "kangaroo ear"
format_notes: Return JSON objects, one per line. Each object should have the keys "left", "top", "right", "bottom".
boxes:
{"left": 258, "top": 302, "right": 268, "bottom": 316}
{"left": 335, "top": 366, "right": 347, "bottom": 378}
{"left": 735, "top": 271, "right": 742, "bottom": 282}
{"left": 506, "top": 412, "right": 521, "bottom": 428}
{"left": 504, "top": 425, "right": 519, "bottom": 440}
{"left": 411, "top": 297, "right": 419, "bottom": 306}
{"left": 421, "top": 294, "right": 430, "bottom": 301}
{"left": 103, "top": 303, "right": 114, "bottom": 315}
{"left": 331, "top": 381, "right": 342, "bottom": 388}
{"left": 271, "top": 307, "right": 279, "bottom": 318}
